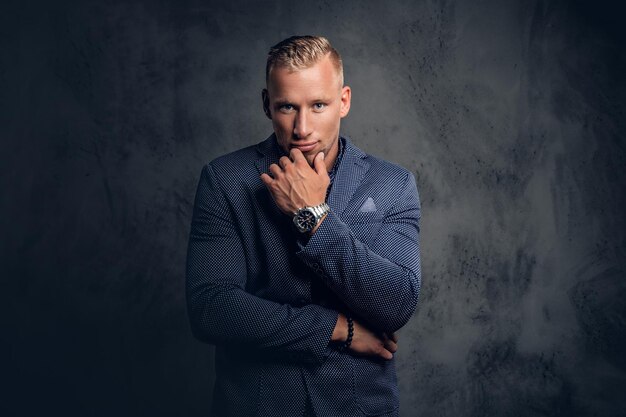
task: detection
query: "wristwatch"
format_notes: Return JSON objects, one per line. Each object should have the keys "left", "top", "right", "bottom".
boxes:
{"left": 292, "top": 202, "right": 330, "bottom": 233}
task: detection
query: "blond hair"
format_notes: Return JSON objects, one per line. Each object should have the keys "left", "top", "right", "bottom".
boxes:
{"left": 265, "top": 35, "right": 343, "bottom": 86}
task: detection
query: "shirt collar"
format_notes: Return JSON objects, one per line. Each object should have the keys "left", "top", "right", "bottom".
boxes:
{"left": 328, "top": 136, "right": 345, "bottom": 184}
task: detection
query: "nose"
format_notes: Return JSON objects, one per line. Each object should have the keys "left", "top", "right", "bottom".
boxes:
{"left": 293, "top": 110, "right": 313, "bottom": 139}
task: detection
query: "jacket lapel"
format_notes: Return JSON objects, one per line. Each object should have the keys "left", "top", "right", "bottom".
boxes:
{"left": 327, "top": 137, "right": 370, "bottom": 216}
{"left": 254, "top": 133, "right": 370, "bottom": 217}
{"left": 254, "top": 133, "right": 283, "bottom": 178}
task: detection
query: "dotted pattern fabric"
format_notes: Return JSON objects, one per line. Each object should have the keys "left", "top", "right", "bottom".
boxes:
{"left": 186, "top": 133, "right": 421, "bottom": 417}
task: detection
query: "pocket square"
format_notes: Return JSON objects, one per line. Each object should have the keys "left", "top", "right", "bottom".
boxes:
{"left": 359, "top": 197, "right": 377, "bottom": 212}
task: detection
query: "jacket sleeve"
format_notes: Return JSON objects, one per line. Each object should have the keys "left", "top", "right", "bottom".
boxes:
{"left": 185, "top": 163, "right": 339, "bottom": 365}
{"left": 295, "top": 171, "right": 421, "bottom": 334}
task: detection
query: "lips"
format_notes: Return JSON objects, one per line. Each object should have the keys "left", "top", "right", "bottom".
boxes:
{"left": 291, "top": 142, "right": 317, "bottom": 152}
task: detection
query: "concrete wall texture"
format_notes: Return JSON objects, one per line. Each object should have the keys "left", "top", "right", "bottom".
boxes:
{"left": 2, "top": 0, "right": 625, "bottom": 416}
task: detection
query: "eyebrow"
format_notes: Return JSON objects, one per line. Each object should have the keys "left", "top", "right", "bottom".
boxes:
{"left": 273, "top": 99, "right": 292, "bottom": 107}
{"left": 273, "top": 97, "right": 333, "bottom": 106}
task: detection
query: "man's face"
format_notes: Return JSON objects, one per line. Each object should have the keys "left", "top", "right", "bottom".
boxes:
{"left": 262, "top": 55, "right": 351, "bottom": 171}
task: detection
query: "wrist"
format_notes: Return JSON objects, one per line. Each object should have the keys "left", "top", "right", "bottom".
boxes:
{"left": 293, "top": 202, "right": 329, "bottom": 234}
{"left": 332, "top": 312, "right": 348, "bottom": 342}
{"left": 308, "top": 213, "right": 328, "bottom": 236}
{"left": 338, "top": 315, "right": 354, "bottom": 351}
{"left": 331, "top": 313, "right": 354, "bottom": 351}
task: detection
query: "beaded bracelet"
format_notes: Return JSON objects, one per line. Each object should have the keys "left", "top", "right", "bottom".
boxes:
{"left": 338, "top": 315, "right": 354, "bottom": 352}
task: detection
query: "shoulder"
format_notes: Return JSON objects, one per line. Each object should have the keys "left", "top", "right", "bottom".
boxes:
{"left": 366, "top": 153, "right": 412, "bottom": 180}
{"left": 345, "top": 136, "right": 414, "bottom": 186}
{"left": 208, "top": 143, "right": 258, "bottom": 173}
{"left": 200, "top": 136, "right": 269, "bottom": 186}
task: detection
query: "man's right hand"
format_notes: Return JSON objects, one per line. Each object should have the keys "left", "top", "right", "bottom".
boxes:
{"left": 331, "top": 312, "right": 398, "bottom": 360}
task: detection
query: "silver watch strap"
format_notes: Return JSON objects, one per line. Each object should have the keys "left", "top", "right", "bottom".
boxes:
{"left": 310, "top": 202, "right": 330, "bottom": 218}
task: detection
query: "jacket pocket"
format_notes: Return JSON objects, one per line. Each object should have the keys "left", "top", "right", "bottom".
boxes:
{"left": 350, "top": 355, "right": 399, "bottom": 416}
{"left": 343, "top": 219, "right": 384, "bottom": 247}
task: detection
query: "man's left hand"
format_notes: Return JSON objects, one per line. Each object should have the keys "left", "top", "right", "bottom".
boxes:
{"left": 260, "top": 148, "right": 330, "bottom": 216}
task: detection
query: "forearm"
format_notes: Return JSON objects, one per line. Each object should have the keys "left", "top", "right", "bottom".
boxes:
{"left": 296, "top": 173, "right": 422, "bottom": 333}
{"left": 297, "top": 213, "right": 419, "bottom": 332}
{"left": 187, "top": 279, "right": 339, "bottom": 364}
{"left": 187, "top": 163, "right": 339, "bottom": 364}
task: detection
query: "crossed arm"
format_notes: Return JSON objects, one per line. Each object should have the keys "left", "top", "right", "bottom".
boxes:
{"left": 186, "top": 157, "right": 421, "bottom": 364}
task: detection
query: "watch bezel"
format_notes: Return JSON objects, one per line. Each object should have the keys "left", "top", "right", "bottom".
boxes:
{"left": 292, "top": 203, "right": 329, "bottom": 233}
{"left": 293, "top": 207, "right": 316, "bottom": 232}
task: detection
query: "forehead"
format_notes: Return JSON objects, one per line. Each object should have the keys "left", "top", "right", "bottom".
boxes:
{"left": 267, "top": 56, "right": 341, "bottom": 97}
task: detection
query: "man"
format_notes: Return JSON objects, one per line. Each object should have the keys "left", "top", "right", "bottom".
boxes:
{"left": 186, "top": 35, "right": 421, "bottom": 417}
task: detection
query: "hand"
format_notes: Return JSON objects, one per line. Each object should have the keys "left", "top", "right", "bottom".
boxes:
{"left": 260, "top": 148, "right": 330, "bottom": 216}
{"left": 332, "top": 313, "right": 398, "bottom": 360}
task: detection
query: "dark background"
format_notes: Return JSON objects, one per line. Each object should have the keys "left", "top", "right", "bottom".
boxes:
{"left": 2, "top": 0, "right": 625, "bottom": 416}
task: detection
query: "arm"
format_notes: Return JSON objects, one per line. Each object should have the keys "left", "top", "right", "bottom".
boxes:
{"left": 185, "top": 163, "right": 339, "bottom": 364}
{"left": 296, "top": 171, "right": 422, "bottom": 334}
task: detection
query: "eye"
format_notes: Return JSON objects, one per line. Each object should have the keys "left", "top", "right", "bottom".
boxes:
{"left": 279, "top": 104, "right": 294, "bottom": 112}
{"left": 313, "top": 103, "right": 326, "bottom": 111}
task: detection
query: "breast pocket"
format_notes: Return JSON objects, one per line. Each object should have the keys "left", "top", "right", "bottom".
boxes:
{"left": 350, "top": 355, "right": 399, "bottom": 416}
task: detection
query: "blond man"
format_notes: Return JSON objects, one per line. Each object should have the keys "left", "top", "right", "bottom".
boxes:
{"left": 186, "top": 35, "right": 421, "bottom": 417}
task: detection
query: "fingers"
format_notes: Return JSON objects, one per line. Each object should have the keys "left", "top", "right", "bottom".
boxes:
{"left": 381, "top": 333, "right": 398, "bottom": 354}
{"left": 260, "top": 172, "right": 273, "bottom": 186}
{"left": 261, "top": 163, "right": 284, "bottom": 186}
{"left": 364, "top": 337, "right": 394, "bottom": 361}
{"left": 278, "top": 156, "right": 292, "bottom": 169}
{"left": 378, "top": 345, "right": 393, "bottom": 360}
{"left": 289, "top": 147, "right": 307, "bottom": 164}
{"left": 289, "top": 148, "right": 327, "bottom": 178}
{"left": 313, "top": 152, "right": 326, "bottom": 176}
{"left": 350, "top": 320, "right": 397, "bottom": 360}
{"left": 382, "top": 351, "right": 393, "bottom": 360}
{"left": 269, "top": 163, "right": 282, "bottom": 178}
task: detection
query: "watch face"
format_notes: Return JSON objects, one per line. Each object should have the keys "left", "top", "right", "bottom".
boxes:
{"left": 294, "top": 209, "right": 316, "bottom": 232}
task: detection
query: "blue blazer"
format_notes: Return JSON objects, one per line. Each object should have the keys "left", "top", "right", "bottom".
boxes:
{"left": 186, "top": 134, "right": 421, "bottom": 417}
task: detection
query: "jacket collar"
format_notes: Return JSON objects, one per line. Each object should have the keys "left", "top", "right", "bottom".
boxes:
{"left": 255, "top": 133, "right": 370, "bottom": 216}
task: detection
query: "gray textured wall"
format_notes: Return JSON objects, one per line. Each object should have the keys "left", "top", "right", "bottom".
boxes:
{"left": 2, "top": 0, "right": 625, "bottom": 416}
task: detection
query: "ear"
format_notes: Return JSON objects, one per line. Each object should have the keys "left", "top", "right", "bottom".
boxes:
{"left": 339, "top": 85, "right": 351, "bottom": 118}
{"left": 262, "top": 89, "right": 272, "bottom": 119}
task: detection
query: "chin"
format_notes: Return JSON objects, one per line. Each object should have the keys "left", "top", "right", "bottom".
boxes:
{"left": 304, "top": 155, "right": 316, "bottom": 167}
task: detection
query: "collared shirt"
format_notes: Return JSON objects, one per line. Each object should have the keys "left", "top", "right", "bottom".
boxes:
{"left": 326, "top": 136, "right": 345, "bottom": 199}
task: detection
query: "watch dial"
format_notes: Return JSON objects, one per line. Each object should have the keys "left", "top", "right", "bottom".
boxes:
{"left": 296, "top": 210, "right": 316, "bottom": 231}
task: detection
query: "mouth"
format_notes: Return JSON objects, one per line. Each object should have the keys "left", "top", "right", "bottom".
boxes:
{"left": 290, "top": 142, "right": 318, "bottom": 153}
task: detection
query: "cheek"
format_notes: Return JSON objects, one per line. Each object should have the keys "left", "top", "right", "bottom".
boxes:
{"left": 272, "top": 117, "right": 292, "bottom": 148}
{"left": 319, "top": 112, "right": 341, "bottom": 132}
{"left": 272, "top": 115, "right": 293, "bottom": 131}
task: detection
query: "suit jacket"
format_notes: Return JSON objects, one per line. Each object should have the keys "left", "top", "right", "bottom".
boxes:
{"left": 186, "top": 133, "right": 421, "bottom": 417}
